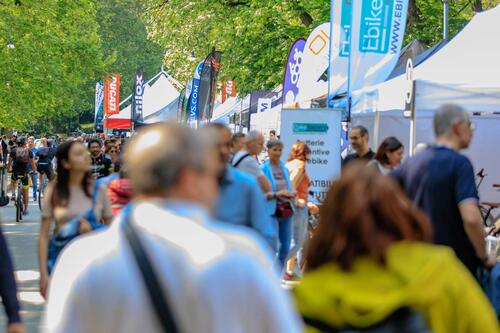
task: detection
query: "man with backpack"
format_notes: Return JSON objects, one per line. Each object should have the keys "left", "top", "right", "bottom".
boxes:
{"left": 7, "top": 137, "right": 36, "bottom": 216}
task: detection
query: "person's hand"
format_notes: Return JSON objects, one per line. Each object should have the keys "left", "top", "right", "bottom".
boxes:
{"left": 483, "top": 254, "right": 497, "bottom": 270}
{"left": 296, "top": 198, "right": 306, "bottom": 209}
{"left": 493, "top": 219, "right": 500, "bottom": 234}
{"left": 307, "top": 202, "right": 320, "bottom": 215}
{"left": 7, "top": 323, "right": 26, "bottom": 333}
{"left": 79, "top": 218, "right": 92, "bottom": 234}
{"left": 39, "top": 274, "right": 49, "bottom": 299}
{"left": 276, "top": 190, "right": 295, "bottom": 199}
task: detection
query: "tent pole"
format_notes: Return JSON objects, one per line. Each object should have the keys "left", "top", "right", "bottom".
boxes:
{"left": 373, "top": 111, "right": 380, "bottom": 149}
{"left": 409, "top": 117, "right": 416, "bottom": 156}
{"left": 443, "top": 0, "right": 449, "bottom": 40}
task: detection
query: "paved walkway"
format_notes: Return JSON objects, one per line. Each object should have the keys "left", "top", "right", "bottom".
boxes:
{"left": 0, "top": 193, "right": 44, "bottom": 333}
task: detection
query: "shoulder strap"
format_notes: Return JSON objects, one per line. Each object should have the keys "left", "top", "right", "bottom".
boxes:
{"left": 232, "top": 153, "right": 250, "bottom": 168}
{"left": 123, "top": 209, "right": 180, "bottom": 333}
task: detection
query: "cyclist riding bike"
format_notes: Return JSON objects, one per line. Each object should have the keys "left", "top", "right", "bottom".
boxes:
{"left": 36, "top": 139, "right": 56, "bottom": 182}
{"left": 7, "top": 137, "right": 36, "bottom": 216}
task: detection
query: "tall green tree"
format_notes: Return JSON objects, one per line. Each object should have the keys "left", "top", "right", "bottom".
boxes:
{"left": 144, "top": 0, "right": 499, "bottom": 96}
{"left": 0, "top": 0, "right": 109, "bottom": 130}
{"left": 94, "top": 0, "right": 164, "bottom": 98}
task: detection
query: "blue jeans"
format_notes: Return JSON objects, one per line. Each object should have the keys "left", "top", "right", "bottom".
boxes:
{"left": 30, "top": 172, "right": 38, "bottom": 198}
{"left": 286, "top": 206, "right": 308, "bottom": 275}
{"left": 273, "top": 215, "right": 292, "bottom": 268}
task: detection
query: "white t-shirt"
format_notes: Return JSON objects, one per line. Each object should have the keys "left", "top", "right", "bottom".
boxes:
{"left": 232, "top": 150, "right": 263, "bottom": 179}
{"left": 43, "top": 200, "right": 302, "bottom": 333}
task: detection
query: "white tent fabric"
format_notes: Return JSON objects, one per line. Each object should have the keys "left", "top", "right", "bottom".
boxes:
{"left": 353, "top": 112, "right": 500, "bottom": 202}
{"left": 351, "top": 5, "right": 500, "bottom": 114}
{"left": 108, "top": 72, "right": 180, "bottom": 128}
{"left": 211, "top": 97, "right": 240, "bottom": 121}
{"left": 349, "top": 5, "right": 500, "bottom": 201}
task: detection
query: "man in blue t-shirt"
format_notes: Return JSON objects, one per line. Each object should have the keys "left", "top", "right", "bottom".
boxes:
{"left": 391, "top": 104, "right": 494, "bottom": 277}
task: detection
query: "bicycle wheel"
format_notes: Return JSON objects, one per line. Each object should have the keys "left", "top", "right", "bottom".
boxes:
{"left": 480, "top": 205, "right": 496, "bottom": 227}
{"left": 38, "top": 182, "right": 43, "bottom": 211}
{"left": 16, "top": 195, "right": 22, "bottom": 222}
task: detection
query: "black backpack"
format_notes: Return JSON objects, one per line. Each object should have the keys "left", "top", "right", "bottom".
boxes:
{"left": 15, "top": 147, "right": 30, "bottom": 164}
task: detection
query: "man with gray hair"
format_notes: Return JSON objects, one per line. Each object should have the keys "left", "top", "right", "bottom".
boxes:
{"left": 232, "top": 130, "right": 272, "bottom": 193}
{"left": 44, "top": 123, "right": 302, "bottom": 333}
{"left": 392, "top": 104, "right": 494, "bottom": 277}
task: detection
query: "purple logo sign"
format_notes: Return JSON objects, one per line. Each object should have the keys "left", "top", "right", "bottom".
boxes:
{"left": 283, "top": 39, "right": 306, "bottom": 106}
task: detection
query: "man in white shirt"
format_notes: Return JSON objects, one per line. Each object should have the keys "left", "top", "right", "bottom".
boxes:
{"left": 43, "top": 123, "right": 302, "bottom": 333}
{"left": 231, "top": 130, "right": 272, "bottom": 193}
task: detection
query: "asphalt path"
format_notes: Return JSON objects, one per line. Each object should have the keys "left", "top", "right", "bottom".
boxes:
{"left": 0, "top": 191, "right": 44, "bottom": 333}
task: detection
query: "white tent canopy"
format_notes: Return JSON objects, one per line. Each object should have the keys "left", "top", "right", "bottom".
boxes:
{"left": 107, "top": 71, "right": 181, "bottom": 129}
{"left": 350, "top": 5, "right": 500, "bottom": 201}
{"left": 352, "top": 5, "right": 500, "bottom": 115}
{"left": 211, "top": 96, "right": 240, "bottom": 121}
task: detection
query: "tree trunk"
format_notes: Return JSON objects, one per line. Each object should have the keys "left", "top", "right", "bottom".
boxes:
{"left": 408, "top": 0, "right": 420, "bottom": 24}
{"left": 472, "top": 0, "right": 483, "bottom": 12}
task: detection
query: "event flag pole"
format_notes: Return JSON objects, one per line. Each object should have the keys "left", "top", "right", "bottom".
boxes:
{"left": 443, "top": 0, "right": 450, "bottom": 40}
{"left": 327, "top": 1, "right": 334, "bottom": 110}
{"left": 346, "top": 1, "right": 353, "bottom": 124}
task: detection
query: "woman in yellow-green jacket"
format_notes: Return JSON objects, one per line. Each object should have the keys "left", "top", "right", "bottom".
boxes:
{"left": 294, "top": 163, "right": 499, "bottom": 333}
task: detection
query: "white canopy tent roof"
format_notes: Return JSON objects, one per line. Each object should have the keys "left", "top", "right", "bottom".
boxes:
{"left": 107, "top": 70, "right": 181, "bottom": 129}
{"left": 352, "top": 4, "right": 500, "bottom": 115}
{"left": 350, "top": 5, "right": 500, "bottom": 202}
{"left": 211, "top": 96, "right": 240, "bottom": 121}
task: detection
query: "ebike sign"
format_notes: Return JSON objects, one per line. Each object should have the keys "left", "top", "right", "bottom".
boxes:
{"left": 359, "top": 0, "right": 404, "bottom": 54}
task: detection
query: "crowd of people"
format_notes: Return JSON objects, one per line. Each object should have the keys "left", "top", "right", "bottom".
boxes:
{"left": 0, "top": 104, "right": 499, "bottom": 332}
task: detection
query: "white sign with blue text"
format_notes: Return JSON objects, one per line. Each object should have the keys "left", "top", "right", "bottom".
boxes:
{"left": 280, "top": 108, "right": 342, "bottom": 203}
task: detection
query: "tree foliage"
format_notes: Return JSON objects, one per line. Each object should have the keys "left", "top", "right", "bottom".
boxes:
{"left": 144, "top": 0, "right": 499, "bottom": 96}
{"left": 0, "top": 0, "right": 108, "bottom": 130}
{"left": 0, "top": 0, "right": 498, "bottom": 131}
{"left": 95, "top": 0, "right": 164, "bottom": 98}
{"left": 0, "top": 0, "right": 163, "bottom": 132}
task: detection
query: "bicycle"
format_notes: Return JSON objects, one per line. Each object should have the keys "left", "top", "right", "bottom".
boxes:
{"left": 14, "top": 174, "right": 25, "bottom": 222}
{"left": 475, "top": 169, "right": 500, "bottom": 227}
{"left": 38, "top": 171, "right": 49, "bottom": 211}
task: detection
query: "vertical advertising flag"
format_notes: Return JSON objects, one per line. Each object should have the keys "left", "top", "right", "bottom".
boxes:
{"left": 197, "top": 49, "right": 222, "bottom": 121}
{"left": 283, "top": 39, "right": 306, "bottom": 107}
{"left": 188, "top": 61, "right": 204, "bottom": 127}
{"left": 131, "top": 69, "right": 144, "bottom": 124}
{"left": 183, "top": 80, "right": 192, "bottom": 124}
{"left": 349, "top": 0, "right": 409, "bottom": 91}
{"left": 329, "top": 0, "right": 353, "bottom": 99}
{"left": 177, "top": 88, "right": 186, "bottom": 123}
{"left": 103, "top": 73, "right": 121, "bottom": 117}
{"left": 222, "top": 80, "right": 236, "bottom": 103}
{"left": 225, "top": 80, "right": 236, "bottom": 97}
{"left": 295, "top": 23, "right": 331, "bottom": 105}
{"left": 94, "top": 82, "right": 104, "bottom": 131}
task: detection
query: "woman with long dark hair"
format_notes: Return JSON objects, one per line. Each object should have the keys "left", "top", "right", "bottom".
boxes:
{"left": 38, "top": 141, "right": 112, "bottom": 298}
{"left": 294, "top": 163, "right": 498, "bottom": 332}
{"left": 368, "top": 136, "right": 404, "bottom": 174}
